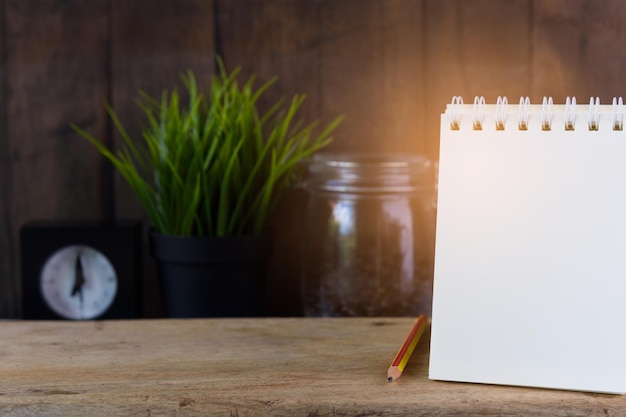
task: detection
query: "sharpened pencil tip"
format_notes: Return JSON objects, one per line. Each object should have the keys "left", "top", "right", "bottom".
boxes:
{"left": 387, "top": 376, "right": 393, "bottom": 383}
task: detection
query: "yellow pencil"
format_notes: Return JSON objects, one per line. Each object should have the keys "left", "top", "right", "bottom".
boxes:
{"left": 387, "top": 314, "right": 430, "bottom": 382}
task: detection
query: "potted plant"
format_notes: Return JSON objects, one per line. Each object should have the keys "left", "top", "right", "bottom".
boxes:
{"left": 72, "top": 60, "right": 342, "bottom": 317}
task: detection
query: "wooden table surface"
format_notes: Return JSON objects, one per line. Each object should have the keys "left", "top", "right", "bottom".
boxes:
{"left": 0, "top": 318, "right": 623, "bottom": 416}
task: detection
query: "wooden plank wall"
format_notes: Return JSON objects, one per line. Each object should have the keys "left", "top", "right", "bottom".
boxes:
{"left": 0, "top": 0, "right": 623, "bottom": 317}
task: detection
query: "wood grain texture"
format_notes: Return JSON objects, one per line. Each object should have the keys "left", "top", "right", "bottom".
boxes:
{"left": 5, "top": 0, "right": 111, "bottom": 219}
{"left": 532, "top": 0, "right": 626, "bottom": 103}
{"left": 425, "top": 0, "right": 530, "bottom": 158}
{"left": 4, "top": 0, "right": 111, "bottom": 316}
{"left": 217, "top": 0, "right": 322, "bottom": 123}
{"left": 320, "top": 0, "right": 426, "bottom": 155}
{"left": 110, "top": 0, "right": 215, "bottom": 317}
{"left": 0, "top": 1, "right": 14, "bottom": 318}
{"left": 0, "top": 318, "right": 623, "bottom": 416}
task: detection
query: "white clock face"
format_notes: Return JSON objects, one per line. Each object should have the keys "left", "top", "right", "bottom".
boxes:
{"left": 40, "top": 245, "right": 118, "bottom": 320}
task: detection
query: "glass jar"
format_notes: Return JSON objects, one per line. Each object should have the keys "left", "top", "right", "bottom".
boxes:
{"left": 301, "top": 153, "right": 436, "bottom": 317}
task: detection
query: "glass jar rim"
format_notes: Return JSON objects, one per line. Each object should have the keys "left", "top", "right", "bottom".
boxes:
{"left": 311, "top": 152, "right": 427, "bottom": 166}
{"left": 306, "top": 152, "right": 434, "bottom": 194}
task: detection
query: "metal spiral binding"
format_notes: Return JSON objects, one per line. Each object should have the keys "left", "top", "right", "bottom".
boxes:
{"left": 517, "top": 96, "right": 530, "bottom": 130}
{"left": 588, "top": 97, "right": 600, "bottom": 131}
{"left": 564, "top": 97, "right": 576, "bottom": 131}
{"left": 612, "top": 97, "right": 623, "bottom": 131}
{"left": 449, "top": 96, "right": 463, "bottom": 130}
{"left": 495, "top": 96, "right": 508, "bottom": 130}
{"left": 448, "top": 96, "right": 625, "bottom": 131}
{"left": 541, "top": 97, "right": 553, "bottom": 131}
{"left": 472, "top": 96, "right": 485, "bottom": 130}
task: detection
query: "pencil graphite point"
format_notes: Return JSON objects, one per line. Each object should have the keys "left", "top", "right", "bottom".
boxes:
{"left": 387, "top": 376, "right": 393, "bottom": 383}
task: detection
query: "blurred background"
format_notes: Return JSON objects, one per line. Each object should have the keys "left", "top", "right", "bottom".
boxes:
{"left": 0, "top": 0, "right": 621, "bottom": 318}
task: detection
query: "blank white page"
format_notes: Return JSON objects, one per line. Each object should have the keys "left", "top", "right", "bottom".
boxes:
{"left": 429, "top": 102, "right": 626, "bottom": 394}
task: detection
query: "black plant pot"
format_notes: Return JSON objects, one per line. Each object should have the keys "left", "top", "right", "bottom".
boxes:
{"left": 149, "top": 231, "right": 271, "bottom": 318}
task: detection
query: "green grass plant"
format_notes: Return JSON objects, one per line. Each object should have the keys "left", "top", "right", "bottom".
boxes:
{"left": 73, "top": 62, "right": 342, "bottom": 237}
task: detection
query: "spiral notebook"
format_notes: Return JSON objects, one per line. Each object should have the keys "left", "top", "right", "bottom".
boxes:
{"left": 429, "top": 96, "right": 626, "bottom": 394}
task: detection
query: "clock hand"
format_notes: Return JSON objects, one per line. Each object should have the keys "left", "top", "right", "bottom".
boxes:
{"left": 71, "top": 252, "right": 86, "bottom": 300}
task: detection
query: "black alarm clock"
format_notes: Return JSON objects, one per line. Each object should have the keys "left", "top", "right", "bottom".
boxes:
{"left": 20, "top": 220, "right": 142, "bottom": 320}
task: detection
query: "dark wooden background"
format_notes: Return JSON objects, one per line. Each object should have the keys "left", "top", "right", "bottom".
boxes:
{"left": 0, "top": 0, "right": 622, "bottom": 318}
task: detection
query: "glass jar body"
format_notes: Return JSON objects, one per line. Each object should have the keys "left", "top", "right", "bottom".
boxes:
{"left": 301, "top": 154, "right": 436, "bottom": 317}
